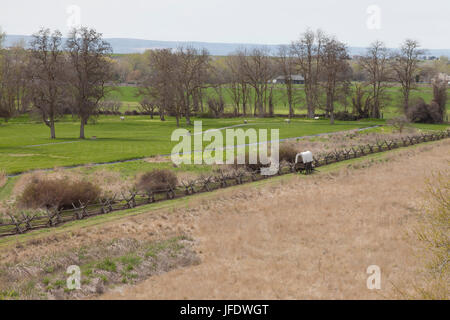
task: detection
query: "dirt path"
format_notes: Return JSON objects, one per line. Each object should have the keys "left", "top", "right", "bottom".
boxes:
{"left": 98, "top": 140, "right": 449, "bottom": 299}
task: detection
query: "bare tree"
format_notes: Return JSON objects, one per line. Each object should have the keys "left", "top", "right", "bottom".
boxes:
{"left": 319, "top": 37, "right": 351, "bottom": 124}
{"left": 141, "top": 47, "right": 210, "bottom": 126}
{"left": 138, "top": 96, "right": 158, "bottom": 119}
{"left": 277, "top": 45, "right": 296, "bottom": 118}
{"left": 225, "top": 53, "right": 251, "bottom": 116}
{"left": 351, "top": 83, "right": 371, "bottom": 119}
{"left": 0, "top": 51, "right": 19, "bottom": 122}
{"left": 175, "top": 47, "right": 210, "bottom": 125}
{"left": 392, "top": 39, "right": 424, "bottom": 113}
{"left": 223, "top": 55, "right": 242, "bottom": 116}
{"left": 236, "top": 47, "right": 275, "bottom": 117}
{"left": 65, "top": 27, "right": 113, "bottom": 139}
{"left": 28, "top": 28, "right": 66, "bottom": 139}
{"left": 9, "top": 42, "right": 30, "bottom": 114}
{"left": 291, "top": 29, "right": 325, "bottom": 118}
{"left": 359, "top": 40, "right": 391, "bottom": 118}
{"left": 141, "top": 49, "right": 178, "bottom": 124}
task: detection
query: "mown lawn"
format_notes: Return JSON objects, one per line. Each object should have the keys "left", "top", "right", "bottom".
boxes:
{"left": 0, "top": 115, "right": 392, "bottom": 174}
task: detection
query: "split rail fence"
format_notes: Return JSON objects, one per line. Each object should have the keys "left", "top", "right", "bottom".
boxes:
{"left": 0, "top": 130, "right": 449, "bottom": 237}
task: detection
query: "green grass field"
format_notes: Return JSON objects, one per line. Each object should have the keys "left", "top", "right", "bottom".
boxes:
{"left": 0, "top": 83, "right": 448, "bottom": 176}
{"left": 0, "top": 116, "right": 393, "bottom": 174}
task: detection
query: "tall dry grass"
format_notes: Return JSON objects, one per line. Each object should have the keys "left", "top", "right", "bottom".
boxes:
{"left": 97, "top": 140, "right": 450, "bottom": 300}
{"left": 284, "top": 128, "right": 420, "bottom": 156}
{"left": 1, "top": 139, "right": 448, "bottom": 300}
{"left": 413, "top": 171, "right": 449, "bottom": 299}
{"left": 0, "top": 170, "right": 7, "bottom": 189}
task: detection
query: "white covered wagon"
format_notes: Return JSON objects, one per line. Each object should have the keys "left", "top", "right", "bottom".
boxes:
{"left": 294, "top": 151, "right": 315, "bottom": 174}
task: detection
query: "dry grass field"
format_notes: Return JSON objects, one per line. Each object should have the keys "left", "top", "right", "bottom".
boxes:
{"left": 0, "top": 140, "right": 448, "bottom": 299}
{"left": 97, "top": 140, "right": 448, "bottom": 300}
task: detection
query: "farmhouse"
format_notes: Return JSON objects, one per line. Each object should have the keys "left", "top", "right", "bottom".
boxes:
{"left": 272, "top": 75, "right": 305, "bottom": 85}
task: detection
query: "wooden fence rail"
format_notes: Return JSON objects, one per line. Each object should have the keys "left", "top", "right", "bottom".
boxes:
{"left": 0, "top": 129, "right": 449, "bottom": 238}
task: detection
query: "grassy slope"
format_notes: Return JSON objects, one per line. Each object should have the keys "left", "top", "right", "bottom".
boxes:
{"left": 0, "top": 138, "right": 445, "bottom": 248}
{"left": 0, "top": 116, "right": 387, "bottom": 174}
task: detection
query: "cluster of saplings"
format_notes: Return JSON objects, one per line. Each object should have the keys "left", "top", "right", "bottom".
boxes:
{"left": 17, "top": 145, "right": 299, "bottom": 211}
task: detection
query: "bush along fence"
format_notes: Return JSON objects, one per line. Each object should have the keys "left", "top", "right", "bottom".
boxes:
{"left": 0, "top": 130, "right": 449, "bottom": 238}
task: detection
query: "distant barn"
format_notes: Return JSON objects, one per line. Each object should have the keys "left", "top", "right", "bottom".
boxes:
{"left": 272, "top": 75, "right": 305, "bottom": 85}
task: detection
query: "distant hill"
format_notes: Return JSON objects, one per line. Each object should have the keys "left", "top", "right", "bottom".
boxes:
{"left": 4, "top": 34, "right": 450, "bottom": 58}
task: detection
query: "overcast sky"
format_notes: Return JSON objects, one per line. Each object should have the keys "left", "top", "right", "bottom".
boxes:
{"left": 1, "top": 0, "right": 449, "bottom": 48}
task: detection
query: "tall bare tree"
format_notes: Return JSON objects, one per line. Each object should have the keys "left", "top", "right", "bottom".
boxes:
{"left": 236, "top": 47, "right": 275, "bottom": 117}
{"left": 66, "top": 27, "right": 113, "bottom": 139}
{"left": 291, "top": 29, "right": 325, "bottom": 118}
{"left": 175, "top": 47, "right": 210, "bottom": 125}
{"left": 277, "top": 45, "right": 296, "bottom": 118}
{"left": 0, "top": 47, "right": 28, "bottom": 122}
{"left": 359, "top": 40, "right": 391, "bottom": 118}
{"left": 141, "top": 49, "right": 179, "bottom": 124}
{"left": 319, "top": 37, "right": 351, "bottom": 124}
{"left": 9, "top": 42, "right": 30, "bottom": 114}
{"left": 392, "top": 39, "right": 424, "bottom": 113}
{"left": 225, "top": 53, "right": 251, "bottom": 116}
{"left": 138, "top": 96, "right": 158, "bottom": 119}
{"left": 28, "top": 28, "right": 66, "bottom": 139}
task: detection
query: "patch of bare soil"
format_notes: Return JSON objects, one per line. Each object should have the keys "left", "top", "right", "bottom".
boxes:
{"left": 144, "top": 155, "right": 171, "bottom": 163}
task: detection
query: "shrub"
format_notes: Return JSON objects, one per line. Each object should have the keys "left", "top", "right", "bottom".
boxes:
{"left": 18, "top": 178, "right": 101, "bottom": 209}
{"left": 407, "top": 81, "right": 447, "bottom": 124}
{"left": 232, "top": 151, "right": 271, "bottom": 172}
{"left": 278, "top": 142, "right": 299, "bottom": 163}
{"left": 136, "top": 169, "right": 178, "bottom": 194}
{"left": 387, "top": 116, "right": 410, "bottom": 133}
{"left": 234, "top": 143, "right": 299, "bottom": 171}
{"left": 407, "top": 98, "right": 443, "bottom": 124}
{"left": 334, "top": 111, "right": 359, "bottom": 121}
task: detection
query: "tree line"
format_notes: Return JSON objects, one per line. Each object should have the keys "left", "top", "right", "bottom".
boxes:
{"left": 124, "top": 30, "right": 447, "bottom": 126}
{"left": 0, "top": 27, "right": 447, "bottom": 139}
{"left": 0, "top": 27, "right": 112, "bottom": 139}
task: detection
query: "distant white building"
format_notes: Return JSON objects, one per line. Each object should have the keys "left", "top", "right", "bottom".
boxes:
{"left": 272, "top": 75, "right": 305, "bottom": 85}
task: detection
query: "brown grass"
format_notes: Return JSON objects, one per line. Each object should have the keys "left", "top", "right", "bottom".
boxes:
{"left": 1, "top": 140, "right": 448, "bottom": 299}
{"left": 0, "top": 170, "right": 6, "bottom": 189}
{"left": 100, "top": 140, "right": 450, "bottom": 300}
{"left": 284, "top": 128, "right": 420, "bottom": 156}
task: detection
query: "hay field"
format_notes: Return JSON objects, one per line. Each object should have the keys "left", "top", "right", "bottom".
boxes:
{"left": 97, "top": 140, "right": 449, "bottom": 299}
{"left": 0, "top": 140, "right": 448, "bottom": 299}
